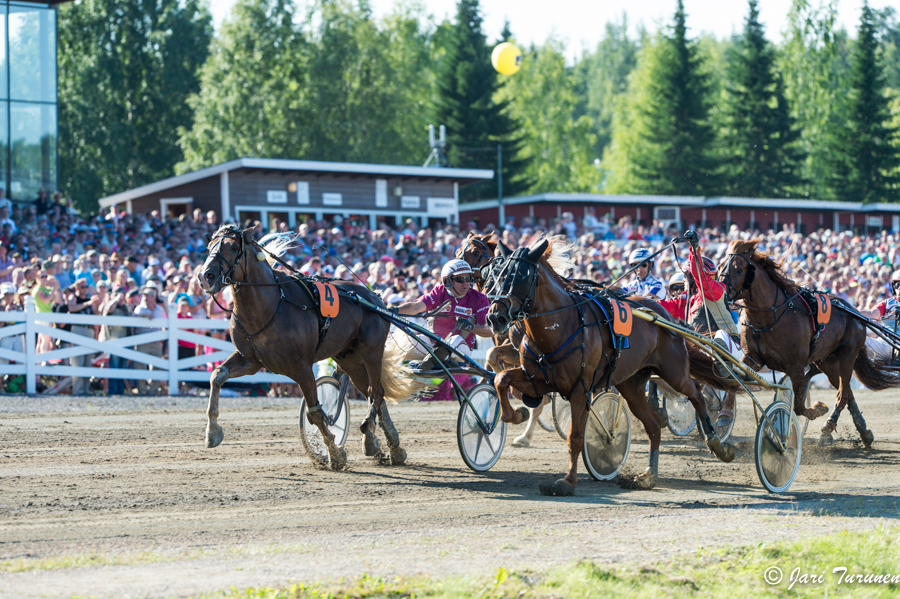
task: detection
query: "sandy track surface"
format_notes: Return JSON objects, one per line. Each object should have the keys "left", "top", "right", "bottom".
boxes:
{"left": 1, "top": 389, "right": 899, "bottom": 599}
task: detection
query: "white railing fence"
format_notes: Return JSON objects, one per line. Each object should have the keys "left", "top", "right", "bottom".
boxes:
{"left": 1, "top": 296, "right": 495, "bottom": 395}
{"left": 2, "top": 296, "right": 296, "bottom": 394}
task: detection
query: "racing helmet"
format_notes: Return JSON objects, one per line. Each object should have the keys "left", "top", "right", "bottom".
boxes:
{"left": 629, "top": 248, "right": 652, "bottom": 266}
{"left": 891, "top": 270, "right": 900, "bottom": 283}
{"left": 701, "top": 255, "right": 717, "bottom": 275}
{"left": 441, "top": 259, "right": 473, "bottom": 282}
{"left": 669, "top": 272, "right": 686, "bottom": 291}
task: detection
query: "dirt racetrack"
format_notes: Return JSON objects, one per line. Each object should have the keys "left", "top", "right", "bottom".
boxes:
{"left": 1, "top": 387, "right": 900, "bottom": 598}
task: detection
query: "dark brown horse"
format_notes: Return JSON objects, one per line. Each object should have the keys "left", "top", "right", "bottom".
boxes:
{"left": 486, "top": 239, "right": 735, "bottom": 496}
{"left": 197, "top": 224, "right": 418, "bottom": 468}
{"left": 719, "top": 238, "right": 900, "bottom": 446}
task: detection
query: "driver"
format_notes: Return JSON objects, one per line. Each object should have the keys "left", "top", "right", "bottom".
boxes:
{"left": 623, "top": 247, "right": 666, "bottom": 300}
{"left": 860, "top": 270, "right": 900, "bottom": 363}
{"left": 395, "top": 259, "right": 493, "bottom": 371}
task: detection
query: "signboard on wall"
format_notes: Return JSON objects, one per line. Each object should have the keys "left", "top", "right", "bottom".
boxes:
{"left": 375, "top": 179, "right": 388, "bottom": 208}
{"left": 267, "top": 190, "right": 287, "bottom": 204}
{"left": 427, "top": 197, "right": 455, "bottom": 217}
{"left": 323, "top": 193, "right": 343, "bottom": 206}
{"left": 401, "top": 196, "right": 420, "bottom": 209}
{"left": 297, "top": 182, "right": 310, "bottom": 204}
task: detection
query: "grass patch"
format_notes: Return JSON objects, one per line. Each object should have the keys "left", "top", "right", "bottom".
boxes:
{"left": 191, "top": 526, "right": 900, "bottom": 598}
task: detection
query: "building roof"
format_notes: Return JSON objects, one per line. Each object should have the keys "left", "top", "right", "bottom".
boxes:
{"left": 98, "top": 158, "right": 495, "bottom": 209}
{"left": 458, "top": 192, "right": 900, "bottom": 214}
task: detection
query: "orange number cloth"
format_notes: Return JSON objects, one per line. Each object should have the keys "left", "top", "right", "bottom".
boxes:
{"left": 609, "top": 299, "right": 633, "bottom": 337}
{"left": 816, "top": 293, "right": 831, "bottom": 326}
{"left": 315, "top": 282, "right": 339, "bottom": 318}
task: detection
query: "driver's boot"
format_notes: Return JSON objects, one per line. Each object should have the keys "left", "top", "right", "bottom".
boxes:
{"left": 418, "top": 345, "right": 452, "bottom": 372}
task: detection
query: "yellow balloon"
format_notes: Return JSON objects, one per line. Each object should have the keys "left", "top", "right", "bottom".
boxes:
{"left": 491, "top": 42, "right": 522, "bottom": 75}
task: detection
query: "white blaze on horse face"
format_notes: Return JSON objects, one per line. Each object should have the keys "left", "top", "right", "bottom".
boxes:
{"left": 545, "top": 323, "right": 560, "bottom": 330}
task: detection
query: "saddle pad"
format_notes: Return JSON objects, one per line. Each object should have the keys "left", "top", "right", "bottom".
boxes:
{"left": 815, "top": 293, "right": 832, "bottom": 326}
{"left": 315, "top": 282, "right": 339, "bottom": 318}
{"left": 609, "top": 299, "right": 633, "bottom": 337}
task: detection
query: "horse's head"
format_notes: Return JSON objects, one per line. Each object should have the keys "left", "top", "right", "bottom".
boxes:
{"left": 486, "top": 238, "right": 549, "bottom": 335}
{"left": 198, "top": 224, "right": 257, "bottom": 295}
{"left": 455, "top": 232, "right": 497, "bottom": 286}
{"left": 719, "top": 239, "right": 759, "bottom": 302}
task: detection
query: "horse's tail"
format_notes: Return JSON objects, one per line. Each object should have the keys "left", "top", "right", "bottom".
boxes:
{"left": 686, "top": 342, "right": 743, "bottom": 392}
{"left": 379, "top": 334, "right": 432, "bottom": 403}
{"left": 854, "top": 348, "right": 900, "bottom": 391}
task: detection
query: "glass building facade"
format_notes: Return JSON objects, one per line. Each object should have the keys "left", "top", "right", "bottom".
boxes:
{"left": 0, "top": 1, "right": 57, "bottom": 202}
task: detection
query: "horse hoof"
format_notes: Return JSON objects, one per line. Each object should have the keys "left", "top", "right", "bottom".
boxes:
{"left": 707, "top": 435, "right": 735, "bottom": 463}
{"left": 362, "top": 434, "right": 381, "bottom": 457}
{"left": 806, "top": 402, "right": 829, "bottom": 420}
{"left": 538, "top": 479, "right": 575, "bottom": 497}
{"left": 329, "top": 447, "right": 348, "bottom": 471}
{"left": 860, "top": 430, "right": 875, "bottom": 448}
{"left": 206, "top": 425, "right": 224, "bottom": 448}
{"left": 511, "top": 434, "right": 532, "bottom": 448}
{"left": 389, "top": 447, "right": 407, "bottom": 466}
{"left": 819, "top": 432, "right": 834, "bottom": 445}
{"left": 515, "top": 406, "right": 529, "bottom": 425}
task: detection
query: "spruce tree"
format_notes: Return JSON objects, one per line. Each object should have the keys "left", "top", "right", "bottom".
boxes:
{"left": 826, "top": 1, "right": 900, "bottom": 202}
{"left": 433, "top": 0, "right": 530, "bottom": 202}
{"left": 721, "top": 0, "right": 805, "bottom": 198}
{"left": 602, "top": 0, "right": 719, "bottom": 196}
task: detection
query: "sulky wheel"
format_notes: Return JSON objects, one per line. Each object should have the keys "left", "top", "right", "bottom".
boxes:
{"left": 299, "top": 376, "right": 351, "bottom": 460}
{"left": 582, "top": 391, "right": 632, "bottom": 481}
{"left": 551, "top": 393, "right": 572, "bottom": 440}
{"left": 778, "top": 373, "right": 809, "bottom": 436}
{"left": 755, "top": 401, "right": 803, "bottom": 493}
{"left": 695, "top": 385, "right": 735, "bottom": 443}
{"left": 662, "top": 388, "right": 697, "bottom": 437}
{"left": 457, "top": 383, "right": 507, "bottom": 472}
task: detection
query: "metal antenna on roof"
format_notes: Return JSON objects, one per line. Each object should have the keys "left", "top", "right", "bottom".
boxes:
{"left": 423, "top": 124, "right": 450, "bottom": 168}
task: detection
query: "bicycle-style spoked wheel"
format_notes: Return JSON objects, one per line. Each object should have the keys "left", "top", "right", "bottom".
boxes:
{"left": 582, "top": 391, "right": 632, "bottom": 481}
{"left": 755, "top": 401, "right": 802, "bottom": 493}
{"left": 457, "top": 383, "right": 507, "bottom": 472}
{"left": 551, "top": 393, "right": 571, "bottom": 440}
{"left": 695, "top": 385, "right": 735, "bottom": 442}
{"left": 662, "top": 389, "right": 696, "bottom": 436}
{"left": 537, "top": 394, "right": 556, "bottom": 432}
{"left": 299, "top": 376, "right": 350, "bottom": 460}
{"left": 778, "top": 373, "right": 809, "bottom": 436}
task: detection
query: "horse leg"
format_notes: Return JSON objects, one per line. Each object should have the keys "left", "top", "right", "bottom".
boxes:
{"left": 512, "top": 399, "right": 546, "bottom": 448}
{"left": 539, "top": 389, "right": 587, "bottom": 497}
{"left": 296, "top": 366, "right": 346, "bottom": 471}
{"left": 819, "top": 348, "right": 874, "bottom": 447}
{"left": 493, "top": 368, "right": 531, "bottom": 425}
{"left": 817, "top": 358, "right": 848, "bottom": 445}
{"left": 206, "top": 351, "right": 260, "bottom": 448}
{"left": 337, "top": 359, "right": 382, "bottom": 458}
{"left": 377, "top": 401, "right": 407, "bottom": 465}
{"left": 786, "top": 364, "right": 828, "bottom": 420}
{"left": 846, "top": 397, "right": 874, "bottom": 448}
{"left": 615, "top": 377, "right": 661, "bottom": 488}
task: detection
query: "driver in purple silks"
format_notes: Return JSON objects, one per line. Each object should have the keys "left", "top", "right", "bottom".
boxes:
{"left": 395, "top": 259, "right": 493, "bottom": 371}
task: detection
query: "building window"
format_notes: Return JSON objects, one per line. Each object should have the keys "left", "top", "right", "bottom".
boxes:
{"left": 9, "top": 5, "right": 55, "bottom": 103}
{"left": 10, "top": 101, "right": 56, "bottom": 201}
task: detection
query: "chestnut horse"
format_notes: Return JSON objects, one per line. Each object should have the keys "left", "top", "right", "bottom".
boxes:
{"left": 720, "top": 238, "right": 900, "bottom": 446}
{"left": 197, "top": 224, "right": 419, "bottom": 469}
{"left": 457, "top": 231, "right": 564, "bottom": 447}
{"left": 486, "top": 239, "right": 735, "bottom": 496}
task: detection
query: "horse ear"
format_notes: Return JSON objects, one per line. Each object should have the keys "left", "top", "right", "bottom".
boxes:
{"left": 242, "top": 223, "right": 258, "bottom": 244}
{"left": 204, "top": 233, "right": 212, "bottom": 245}
{"left": 497, "top": 240, "right": 512, "bottom": 258}
{"left": 528, "top": 239, "right": 549, "bottom": 262}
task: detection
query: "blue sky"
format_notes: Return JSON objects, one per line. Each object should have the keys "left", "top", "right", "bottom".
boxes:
{"left": 207, "top": 0, "right": 900, "bottom": 60}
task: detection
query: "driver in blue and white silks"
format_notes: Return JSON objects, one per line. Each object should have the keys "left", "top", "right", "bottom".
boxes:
{"left": 860, "top": 270, "right": 900, "bottom": 363}
{"left": 394, "top": 259, "right": 493, "bottom": 371}
{"left": 623, "top": 247, "right": 666, "bottom": 423}
{"left": 623, "top": 248, "right": 666, "bottom": 300}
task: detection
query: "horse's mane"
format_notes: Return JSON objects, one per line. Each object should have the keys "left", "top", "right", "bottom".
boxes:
{"left": 259, "top": 231, "right": 301, "bottom": 268}
{"left": 727, "top": 238, "right": 800, "bottom": 294}
{"left": 530, "top": 236, "right": 579, "bottom": 291}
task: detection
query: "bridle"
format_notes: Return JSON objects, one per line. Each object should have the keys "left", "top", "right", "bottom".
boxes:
{"left": 456, "top": 237, "right": 494, "bottom": 284}
{"left": 488, "top": 247, "right": 541, "bottom": 322}
{"left": 205, "top": 225, "right": 247, "bottom": 292}
{"left": 719, "top": 251, "right": 756, "bottom": 303}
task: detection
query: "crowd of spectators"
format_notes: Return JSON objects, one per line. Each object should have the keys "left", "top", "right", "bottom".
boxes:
{"left": 0, "top": 190, "right": 898, "bottom": 395}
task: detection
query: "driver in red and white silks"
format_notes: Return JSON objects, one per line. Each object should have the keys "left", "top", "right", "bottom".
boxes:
{"left": 859, "top": 270, "right": 900, "bottom": 363}
{"left": 395, "top": 259, "right": 493, "bottom": 369}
